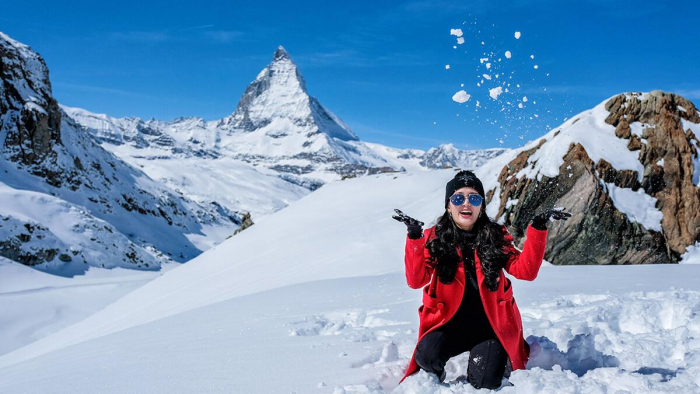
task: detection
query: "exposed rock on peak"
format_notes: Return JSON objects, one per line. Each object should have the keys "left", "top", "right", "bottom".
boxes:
{"left": 273, "top": 45, "right": 290, "bottom": 61}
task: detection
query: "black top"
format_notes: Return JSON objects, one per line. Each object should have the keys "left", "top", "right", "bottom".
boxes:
{"left": 441, "top": 228, "right": 497, "bottom": 342}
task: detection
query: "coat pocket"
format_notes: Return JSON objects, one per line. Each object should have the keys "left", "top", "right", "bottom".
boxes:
{"left": 422, "top": 286, "right": 444, "bottom": 311}
{"left": 498, "top": 277, "right": 514, "bottom": 304}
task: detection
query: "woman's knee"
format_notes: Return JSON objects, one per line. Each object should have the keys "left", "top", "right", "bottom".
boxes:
{"left": 467, "top": 339, "right": 508, "bottom": 389}
{"left": 415, "top": 332, "right": 448, "bottom": 374}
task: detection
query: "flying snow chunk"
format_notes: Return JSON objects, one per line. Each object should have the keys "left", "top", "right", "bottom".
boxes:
{"left": 534, "top": 65, "right": 539, "bottom": 69}
{"left": 518, "top": 103, "right": 524, "bottom": 109}
{"left": 523, "top": 96, "right": 528, "bottom": 102}
{"left": 505, "top": 51, "right": 512, "bottom": 59}
{"left": 445, "top": 65, "right": 451, "bottom": 70}
{"left": 450, "top": 29, "right": 464, "bottom": 37}
{"left": 530, "top": 54, "right": 535, "bottom": 59}
{"left": 457, "top": 37, "right": 465, "bottom": 44}
{"left": 515, "top": 31, "right": 521, "bottom": 39}
{"left": 489, "top": 87, "right": 503, "bottom": 100}
{"left": 486, "top": 63, "right": 492, "bottom": 69}
{"left": 452, "top": 90, "right": 471, "bottom": 103}
{"left": 483, "top": 74, "right": 492, "bottom": 80}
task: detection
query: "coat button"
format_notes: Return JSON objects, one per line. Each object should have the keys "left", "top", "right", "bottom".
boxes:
{"left": 437, "top": 302, "right": 444, "bottom": 309}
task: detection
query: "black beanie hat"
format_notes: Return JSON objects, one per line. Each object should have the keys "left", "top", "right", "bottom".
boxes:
{"left": 445, "top": 170, "right": 486, "bottom": 207}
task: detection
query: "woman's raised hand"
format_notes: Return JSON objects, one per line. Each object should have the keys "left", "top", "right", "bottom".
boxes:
{"left": 392, "top": 209, "right": 424, "bottom": 239}
{"left": 532, "top": 207, "right": 572, "bottom": 230}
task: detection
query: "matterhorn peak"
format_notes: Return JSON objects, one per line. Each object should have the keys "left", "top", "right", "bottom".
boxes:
{"left": 218, "top": 46, "right": 358, "bottom": 144}
{"left": 273, "top": 45, "right": 290, "bottom": 61}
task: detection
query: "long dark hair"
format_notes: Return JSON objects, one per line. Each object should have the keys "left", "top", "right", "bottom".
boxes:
{"left": 427, "top": 209, "right": 515, "bottom": 291}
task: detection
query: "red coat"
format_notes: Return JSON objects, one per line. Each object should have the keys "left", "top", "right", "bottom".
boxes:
{"left": 400, "top": 224, "right": 547, "bottom": 383}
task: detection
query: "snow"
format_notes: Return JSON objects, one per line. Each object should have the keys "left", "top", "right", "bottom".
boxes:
{"left": 457, "top": 37, "right": 465, "bottom": 45}
{"left": 445, "top": 64, "right": 450, "bottom": 70}
{"left": 505, "top": 51, "right": 512, "bottom": 59}
{"left": 0, "top": 257, "right": 167, "bottom": 355}
{"left": 514, "top": 99, "right": 645, "bottom": 183}
{"left": 483, "top": 74, "right": 492, "bottom": 80}
{"left": 522, "top": 96, "right": 528, "bottom": 102}
{"left": 452, "top": 90, "right": 471, "bottom": 103}
{"left": 1, "top": 169, "right": 700, "bottom": 393}
{"left": 680, "top": 242, "right": 700, "bottom": 264}
{"left": 450, "top": 29, "right": 463, "bottom": 37}
{"left": 514, "top": 31, "right": 521, "bottom": 39}
{"left": 489, "top": 86, "right": 503, "bottom": 100}
{"left": 691, "top": 139, "right": 700, "bottom": 186}
{"left": 605, "top": 183, "right": 663, "bottom": 232}
{"left": 630, "top": 122, "right": 654, "bottom": 138}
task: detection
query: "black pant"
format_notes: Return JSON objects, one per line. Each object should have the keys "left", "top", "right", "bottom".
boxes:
{"left": 414, "top": 327, "right": 508, "bottom": 389}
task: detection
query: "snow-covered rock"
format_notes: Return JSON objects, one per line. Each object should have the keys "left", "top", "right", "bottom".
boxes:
{"left": 479, "top": 91, "right": 700, "bottom": 265}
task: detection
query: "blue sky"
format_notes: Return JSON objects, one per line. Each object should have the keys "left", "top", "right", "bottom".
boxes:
{"left": 3, "top": 0, "right": 699, "bottom": 150}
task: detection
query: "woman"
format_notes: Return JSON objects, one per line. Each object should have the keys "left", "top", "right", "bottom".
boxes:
{"left": 392, "top": 170, "right": 570, "bottom": 389}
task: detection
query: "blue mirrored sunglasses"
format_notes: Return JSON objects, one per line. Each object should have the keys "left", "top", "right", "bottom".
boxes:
{"left": 450, "top": 193, "right": 483, "bottom": 207}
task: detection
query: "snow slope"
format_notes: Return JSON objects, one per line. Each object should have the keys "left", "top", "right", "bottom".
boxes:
{"left": 0, "top": 257, "right": 170, "bottom": 355}
{"left": 1, "top": 169, "right": 699, "bottom": 394}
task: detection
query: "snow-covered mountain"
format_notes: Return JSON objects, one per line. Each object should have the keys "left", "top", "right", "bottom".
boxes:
{"left": 0, "top": 32, "right": 241, "bottom": 274}
{"left": 62, "top": 46, "right": 505, "bottom": 222}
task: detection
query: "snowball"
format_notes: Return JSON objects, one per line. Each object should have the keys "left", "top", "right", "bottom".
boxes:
{"left": 452, "top": 90, "right": 471, "bottom": 103}
{"left": 515, "top": 31, "right": 521, "bottom": 39}
{"left": 489, "top": 87, "right": 503, "bottom": 100}
{"left": 450, "top": 29, "right": 464, "bottom": 37}
{"left": 505, "top": 51, "right": 512, "bottom": 59}
{"left": 534, "top": 65, "right": 539, "bottom": 69}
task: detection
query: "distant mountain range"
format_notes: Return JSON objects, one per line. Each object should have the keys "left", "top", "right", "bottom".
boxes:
{"left": 0, "top": 33, "right": 503, "bottom": 274}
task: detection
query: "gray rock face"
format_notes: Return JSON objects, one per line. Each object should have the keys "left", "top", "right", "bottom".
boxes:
{"left": 490, "top": 92, "right": 700, "bottom": 265}
{"left": 0, "top": 32, "right": 62, "bottom": 172}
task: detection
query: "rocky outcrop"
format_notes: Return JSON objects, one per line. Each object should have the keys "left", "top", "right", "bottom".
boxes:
{"left": 0, "top": 32, "right": 69, "bottom": 186}
{"left": 489, "top": 92, "right": 700, "bottom": 265}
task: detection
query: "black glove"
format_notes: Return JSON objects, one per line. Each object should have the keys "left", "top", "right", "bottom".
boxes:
{"left": 392, "top": 209, "right": 424, "bottom": 239}
{"left": 532, "top": 208, "right": 571, "bottom": 230}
